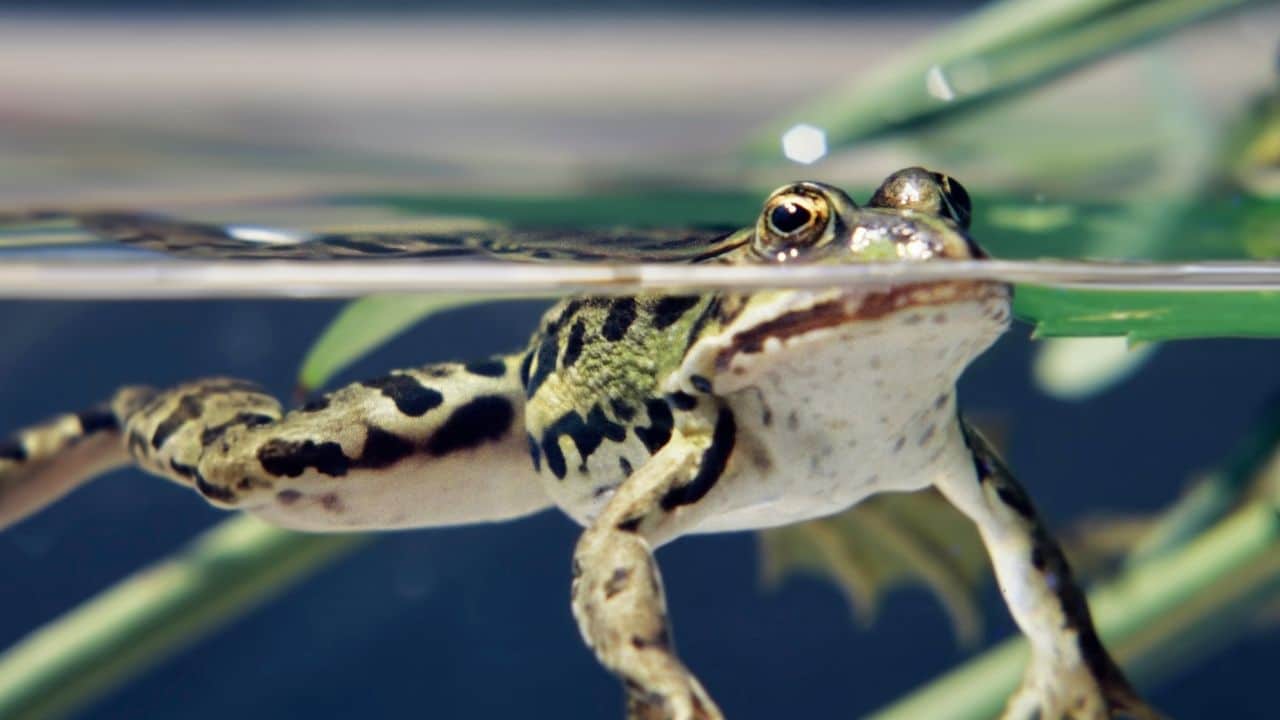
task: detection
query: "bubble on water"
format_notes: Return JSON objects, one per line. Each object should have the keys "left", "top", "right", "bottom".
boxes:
{"left": 227, "top": 225, "right": 309, "bottom": 245}
{"left": 781, "top": 123, "right": 828, "bottom": 165}
{"left": 926, "top": 64, "right": 956, "bottom": 102}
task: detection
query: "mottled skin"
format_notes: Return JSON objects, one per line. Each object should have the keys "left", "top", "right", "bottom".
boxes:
{"left": 0, "top": 169, "right": 1156, "bottom": 720}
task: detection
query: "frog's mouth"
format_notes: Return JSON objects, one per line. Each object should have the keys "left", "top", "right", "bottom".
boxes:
{"left": 714, "top": 280, "right": 1009, "bottom": 369}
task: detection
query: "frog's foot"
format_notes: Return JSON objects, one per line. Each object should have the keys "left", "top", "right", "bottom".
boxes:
{"left": 1001, "top": 654, "right": 1159, "bottom": 720}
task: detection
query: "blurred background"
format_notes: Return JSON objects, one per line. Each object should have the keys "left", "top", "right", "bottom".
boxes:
{"left": 2, "top": 1, "right": 1274, "bottom": 204}
{"left": 1, "top": 2, "right": 1279, "bottom": 719}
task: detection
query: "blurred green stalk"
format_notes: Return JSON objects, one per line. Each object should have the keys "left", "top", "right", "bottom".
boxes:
{"left": 741, "top": 0, "right": 1259, "bottom": 161}
{"left": 0, "top": 518, "right": 368, "bottom": 720}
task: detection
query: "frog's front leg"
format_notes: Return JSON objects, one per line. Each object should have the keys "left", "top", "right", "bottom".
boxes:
{"left": 571, "top": 404, "right": 734, "bottom": 720}
{"left": 934, "top": 420, "right": 1158, "bottom": 720}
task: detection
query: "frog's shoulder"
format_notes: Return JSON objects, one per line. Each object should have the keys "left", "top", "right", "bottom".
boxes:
{"left": 516, "top": 292, "right": 728, "bottom": 518}
{"left": 521, "top": 293, "right": 720, "bottom": 420}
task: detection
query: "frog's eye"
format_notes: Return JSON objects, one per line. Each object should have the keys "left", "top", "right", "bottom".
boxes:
{"left": 754, "top": 182, "right": 852, "bottom": 261}
{"left": 769, "top": 199, "right": 815, "bottom": 235}
{"left": 869, "top": 167, "right": 972, "bottom": 229}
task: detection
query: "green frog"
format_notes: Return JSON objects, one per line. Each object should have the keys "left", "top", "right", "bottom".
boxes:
{"left": 0, "top": 168, "right": 1156, "bottom": 720}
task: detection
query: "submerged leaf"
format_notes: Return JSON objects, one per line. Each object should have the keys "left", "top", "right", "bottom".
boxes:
{"left": 1015, "top": 287, "right": 1280, "bottom": 341}
{"left": 1032, "top": 337, "right": 1159, "bottom": 400}
{"left": 1063, "top": 394, "right": 1280, "bottom": 575}
{"left": 759, "top": 489, "right": 989, "bottom": 646}
{"left": 0, "top": 516, "right": 367, "bottom": 720}
{"left": 297, "top": 295, "right": 493, "bottom": 393}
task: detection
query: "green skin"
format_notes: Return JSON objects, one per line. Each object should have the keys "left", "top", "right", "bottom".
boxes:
{"left": 0, "top": 169, "right": 1157, "bottom": 720}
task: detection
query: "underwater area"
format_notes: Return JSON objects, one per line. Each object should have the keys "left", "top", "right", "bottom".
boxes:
{"left": 1, "top": 1, "right": 1279, "bottom": 718}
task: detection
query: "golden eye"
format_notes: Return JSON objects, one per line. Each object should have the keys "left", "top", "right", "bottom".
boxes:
{"left": 755, "top": 184, "right": 837, "bottom": 260}
{"left": 767, "top": 197, "right": 816, "bottom": 236}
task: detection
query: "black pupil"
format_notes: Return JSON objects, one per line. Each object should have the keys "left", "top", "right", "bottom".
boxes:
{"left": 769, "top": 202, "right": 811, "bottom": 234}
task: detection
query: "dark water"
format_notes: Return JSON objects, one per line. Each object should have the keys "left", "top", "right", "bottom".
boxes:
{"left": 0, "top": 298, "right": 1276, "bottom": 718}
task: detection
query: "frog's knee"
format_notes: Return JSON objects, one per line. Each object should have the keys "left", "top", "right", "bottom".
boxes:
{"left": 190, "top": 428, "right": 302, "bottom": 510}
{"left": 187, "top": 451, "right": 272, "bottom": 509}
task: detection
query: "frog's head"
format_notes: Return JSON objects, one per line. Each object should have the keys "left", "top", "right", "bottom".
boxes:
{"left": 750, "top": 167, "right": 982, "bottom": 264}
{"left": 689, "top": 168, "right": 1008, "bottom": 391}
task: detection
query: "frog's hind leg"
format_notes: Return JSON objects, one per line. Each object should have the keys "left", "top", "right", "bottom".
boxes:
{"left": 934, "top": 419, "right": 1160, "bottom": 720}
{"left": 0, "top": 397, "right": 143, "bottom": 528}
{"left": 1, "top": 356, "right": 551, "bottom": 532}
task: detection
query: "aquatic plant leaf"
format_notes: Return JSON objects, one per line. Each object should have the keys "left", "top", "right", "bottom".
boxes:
{"left": 1222, "top": 74, "right": 1280, "bottom": 196}
{"left": 1032, "top": 337, "right": 1159, "bottom": 400}
{"left": 1015, "top": 287, "right": 1280, "bottom": 341}
{"left": 759, "top": 489, "right": 989, "bottom": 646}
{"left": 298, "top": 294, "right": 493, "bottom": 393}
{"left": 740, "top": 0, "right": 1259, "bottom": 161}
{"left": 984, "top": 190, "right": 1280, "bottom": 341}
{"left": 976, "top": 193, "right": 1280, "bottom": 263}
{"left": 1070, "top": 394, "right": 1280, "bottom": 571}
{"left": 0, "top": 516, "right": 367, "bottom": 720}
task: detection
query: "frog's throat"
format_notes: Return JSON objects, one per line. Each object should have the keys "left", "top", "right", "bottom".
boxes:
{"left": 713, "top": 280, "right": 1008, "bottom": 371}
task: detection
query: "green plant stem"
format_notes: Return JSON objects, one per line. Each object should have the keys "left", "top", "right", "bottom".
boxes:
{"left": 0, "top": 516, "right": 368, "bottom": 720}
{"left": 870, "top": 500, "right": 1280, "bottom": 720}
{"left": 1127, "top": 396, "right": 1280, "bottom": 565}
{"left": 741, "top": 0, "right": 1257, "bottom": 160}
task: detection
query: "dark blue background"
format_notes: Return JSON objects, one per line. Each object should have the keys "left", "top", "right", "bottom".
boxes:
{"left": 0, "top": 297, "right": 1276, "bottom": 718}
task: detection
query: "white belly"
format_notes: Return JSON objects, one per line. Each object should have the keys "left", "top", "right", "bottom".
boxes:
{"left": 690, "top": 292, "right": 1007, "bottom": 534}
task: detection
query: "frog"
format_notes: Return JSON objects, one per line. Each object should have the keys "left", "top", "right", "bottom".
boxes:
{"left": 0, "top": 168, "right": 1157, "bottom": 720}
